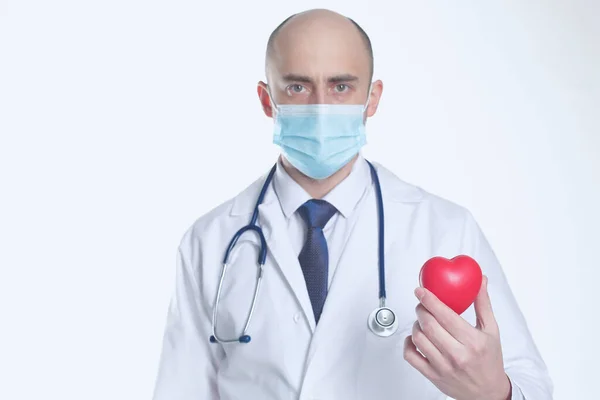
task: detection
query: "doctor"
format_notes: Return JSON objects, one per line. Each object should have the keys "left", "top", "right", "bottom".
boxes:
{"left": 152, "top": 8, "right": 553, "bottom": 400}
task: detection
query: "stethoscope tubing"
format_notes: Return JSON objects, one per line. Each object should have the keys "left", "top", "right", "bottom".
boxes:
{"left": 210, "top": 160, "right": 396, "bottom": 343}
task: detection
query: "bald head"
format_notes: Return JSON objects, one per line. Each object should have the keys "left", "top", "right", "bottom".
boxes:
{"left": 265, "top": 9, "right": 374, "bottom": 82}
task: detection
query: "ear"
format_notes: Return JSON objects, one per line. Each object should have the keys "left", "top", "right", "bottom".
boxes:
{"left": 257, "top": 81, "right": 274, "bottom": 118}
{"left": 365, "top": 79, "right": 383, "bottom": 118}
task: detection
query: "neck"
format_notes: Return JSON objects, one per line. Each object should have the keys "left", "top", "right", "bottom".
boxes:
{"left": 280, "top": 154, "right": 359, "bottom": 199}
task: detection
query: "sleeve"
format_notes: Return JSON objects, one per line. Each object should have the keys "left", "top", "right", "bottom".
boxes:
{"left": 152, "top": 230, "right": 224, "bottom": 400}
{"left": 460, "top": 210, "right": 554, "bottom": 400}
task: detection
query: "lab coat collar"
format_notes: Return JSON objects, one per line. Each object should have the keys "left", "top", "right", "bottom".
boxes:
{"left": 256, "top": 188, "right": 318, "bottom": 333}
{"left": 272, "top": 157, "right": 311, "bottom": 220}
{"left": 272, "top": 153, "right": 371, "bottom": 220}
{"left": 229, "top": 159, "right": 424, "bottom": 217}
{"left": 321, "top": 154, "right": 371, "bottom": 219}
{"left": 371, "top": 162, "right": 424, "bottom": 203}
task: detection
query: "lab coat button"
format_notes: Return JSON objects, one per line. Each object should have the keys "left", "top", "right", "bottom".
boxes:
{"left": 293, "top": 313, "right": 301, "bottom": 323}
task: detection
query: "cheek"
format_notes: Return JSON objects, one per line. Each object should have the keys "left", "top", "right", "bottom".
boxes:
{"left": 276, "top": 91, "right": 312, "bottom": 105}
{"left": 330, "top": 90, "right": 361, "bottom": 104}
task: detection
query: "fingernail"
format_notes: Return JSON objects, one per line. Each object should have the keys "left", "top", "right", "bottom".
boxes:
{"left": 415, "top": 287, "right": 425, "bottom": 300}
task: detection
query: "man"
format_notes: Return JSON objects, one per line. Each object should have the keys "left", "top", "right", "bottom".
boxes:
{"left": 152, "top": 9, "right": 553, "bottom": 400}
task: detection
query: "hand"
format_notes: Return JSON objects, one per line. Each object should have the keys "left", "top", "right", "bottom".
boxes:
{"left": 403, "top": 276, "right": 512, "bottom": 400}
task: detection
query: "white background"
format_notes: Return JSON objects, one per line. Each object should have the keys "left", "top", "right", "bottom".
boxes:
{"left": 1, "top": 1, "right": 598, "bottom": 399}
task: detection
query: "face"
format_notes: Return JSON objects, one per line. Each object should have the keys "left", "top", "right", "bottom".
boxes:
{"left": 257, "top": 18, "right": 383, "bottom": 119}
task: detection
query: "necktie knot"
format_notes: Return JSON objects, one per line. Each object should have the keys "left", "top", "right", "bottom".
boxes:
{"left": 298, "top": 199, "right": 337, "bottom": 229}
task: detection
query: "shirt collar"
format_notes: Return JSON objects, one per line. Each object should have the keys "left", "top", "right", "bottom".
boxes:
{"left": 272, "top": 153, "right": 372, "bottom": 220}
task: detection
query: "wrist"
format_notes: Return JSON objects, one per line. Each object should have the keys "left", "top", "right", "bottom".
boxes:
{"left": 498, "top": 373, "right": 512, "bottom": 400}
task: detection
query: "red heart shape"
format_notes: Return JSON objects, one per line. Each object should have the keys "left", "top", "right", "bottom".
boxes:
{"left": 419, "top": 255, "right": 483, "bottom": 314}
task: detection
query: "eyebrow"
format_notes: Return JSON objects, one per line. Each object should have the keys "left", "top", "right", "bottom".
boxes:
{"left": 328, "top": 74, "right": 359, "bottom": 84}
{"left": 281, "top": 73, "right": 360, "bottom": 84}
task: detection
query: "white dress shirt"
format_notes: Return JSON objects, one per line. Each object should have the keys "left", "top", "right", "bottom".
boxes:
{"left": 272, "top": 154, "right": 371, "bottom": 289}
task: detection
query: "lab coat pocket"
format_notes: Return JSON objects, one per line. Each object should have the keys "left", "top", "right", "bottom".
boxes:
{"left": 362, "top": 310, "right": 413, "bottom": 364}
{"left": 355, "top": 319, "right": 413, "bottom": 397}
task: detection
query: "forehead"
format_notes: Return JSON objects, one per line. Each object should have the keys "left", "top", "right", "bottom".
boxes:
{"left": 269, "top": 24, "right": 370, "bottom": 81}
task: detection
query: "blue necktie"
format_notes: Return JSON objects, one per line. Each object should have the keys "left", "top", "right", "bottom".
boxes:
{"left": 297, "top": 199, "right": 337, "bottom": 324}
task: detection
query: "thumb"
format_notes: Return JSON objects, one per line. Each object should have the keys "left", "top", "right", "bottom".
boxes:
{"left": 474, "top": 275, "right": 497, "bottom": 333}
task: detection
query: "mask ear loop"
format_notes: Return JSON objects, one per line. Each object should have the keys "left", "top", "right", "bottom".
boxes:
{"left": 266, "top": 85, "right": 280, "bottom": 114}
{"left": 362, "top": 82, "right": 373, "bottom": 113}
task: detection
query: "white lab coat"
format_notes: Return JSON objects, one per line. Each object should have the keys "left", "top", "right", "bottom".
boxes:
{"left": 152, "top": 161, "right": 553, "bottom": 400}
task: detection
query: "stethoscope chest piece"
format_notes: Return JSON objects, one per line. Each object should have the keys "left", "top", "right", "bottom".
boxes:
{"left": 368, "top": 307, "right": 399, "bottom": 337}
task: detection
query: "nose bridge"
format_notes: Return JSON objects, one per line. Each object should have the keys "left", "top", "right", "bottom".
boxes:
{"left": 310, "top": 76, "right": 327, "bottom": 104}
{"left": 314, "top": 86, "right": 326, "bottom": 104}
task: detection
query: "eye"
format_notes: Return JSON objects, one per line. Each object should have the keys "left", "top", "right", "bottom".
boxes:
{"left": 288, "top": 84, "right": 306, "bottom": 93}
{"left": 334, "top": 84, "right": 349, "bottom": 93}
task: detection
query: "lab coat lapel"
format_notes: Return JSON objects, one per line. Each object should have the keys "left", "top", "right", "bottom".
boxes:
{"left": 300, "top": 188, "right": 379, "bottom": 383}
{"left": 299, "top": 182, "right": 409, "bottom": 392}
{"left": 257, "top": 199, "right": 317, "bottom": 333}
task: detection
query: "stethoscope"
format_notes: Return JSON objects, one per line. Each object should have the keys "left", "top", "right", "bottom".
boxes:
{"left": 209, "top": 160, "right": 398, "bottom": 344}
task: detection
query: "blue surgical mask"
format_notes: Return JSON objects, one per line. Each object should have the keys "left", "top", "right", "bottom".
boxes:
{"left": 270, "top": 89, "right": 371, "bottom": 180}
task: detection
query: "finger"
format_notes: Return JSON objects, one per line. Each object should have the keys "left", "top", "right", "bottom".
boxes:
{"left": 415, "top": 304, "right": 463, "bottom": 356}
{"left": 474, "top": 275, "right": 498, "bottom": 333}
{"left": 403, "top": 335, "right": 437, "bottom": 381}
{"left": 415, "top": 287, "right": 477, "bottom": 345}
{"left": 411, "top": 320, "right": 447, "bottom": 370}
